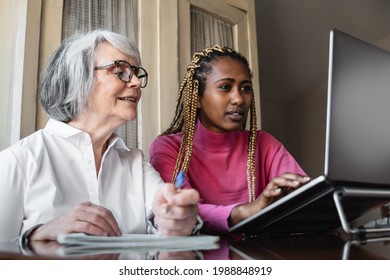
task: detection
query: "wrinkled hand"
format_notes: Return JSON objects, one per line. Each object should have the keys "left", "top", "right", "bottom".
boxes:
{"left": 153, "top": 183, "right": 200, "bottom": 236}
{"left": 229, "top": 173, "right": 310, "bottom": 226}
{"left": 29, "top": 201, "right": 121, "bottom": 241}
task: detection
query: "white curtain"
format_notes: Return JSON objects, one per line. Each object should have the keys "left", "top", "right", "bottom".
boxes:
{"left": 191, "top": 7, "right": 234, "bottom": 54}
{"left": 62, "top": 0, "right": 138, "bottom": 148}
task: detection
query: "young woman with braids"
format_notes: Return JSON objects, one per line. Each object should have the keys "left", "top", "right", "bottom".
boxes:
{"left": 149, "top": 46, "right": 310, "bottom": 234}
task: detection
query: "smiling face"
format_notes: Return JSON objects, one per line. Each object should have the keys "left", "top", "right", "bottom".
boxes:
{"left": 197, "top": 56, "right": 253, "bottom": 133}
{"left": 82, "top": 42, "right": 142, "bottom": 129}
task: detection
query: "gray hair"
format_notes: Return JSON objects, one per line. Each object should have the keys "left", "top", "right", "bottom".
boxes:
{"left": 39, "top": 30, "right": 141, "bottom": 122}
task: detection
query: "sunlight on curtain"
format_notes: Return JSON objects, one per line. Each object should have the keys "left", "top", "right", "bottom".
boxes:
{"left": 191, "top": 7, "right": 234, "bottom": 54}
{"left": 62, "top": 0, "right": 138, "bottom": 148}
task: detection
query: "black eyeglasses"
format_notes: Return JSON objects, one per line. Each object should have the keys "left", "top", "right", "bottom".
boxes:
{"left": 94, "top": 60, "right": 148, "bottom": 88}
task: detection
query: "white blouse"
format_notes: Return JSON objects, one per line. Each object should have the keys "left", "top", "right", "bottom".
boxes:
{"left": 0, "top": 119, "right": 164, "bottom": 241}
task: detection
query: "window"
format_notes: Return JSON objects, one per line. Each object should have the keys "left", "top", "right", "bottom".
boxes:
{"left": 191, "top": 6, "right": 234, "bottom": 53}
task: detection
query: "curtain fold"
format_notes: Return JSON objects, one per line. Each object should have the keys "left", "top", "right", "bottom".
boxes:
{"left": 191, "top": 7, "right": 234, "bottom": 54}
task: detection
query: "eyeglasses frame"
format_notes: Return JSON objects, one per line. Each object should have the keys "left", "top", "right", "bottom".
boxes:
{"left": 94, "top": 60, "right": 148, "bottom": 88}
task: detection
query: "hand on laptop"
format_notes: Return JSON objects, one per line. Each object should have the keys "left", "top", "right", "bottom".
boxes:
{"left": 260, "top": 172, "right": 310, "bottom": 204}
{"left": 229, "top": 173, "right": 310, "bottom": 226}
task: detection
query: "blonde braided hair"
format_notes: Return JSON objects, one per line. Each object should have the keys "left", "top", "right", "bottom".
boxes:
{"left": 162, "top": 45, "right": 258, "bottom": 202}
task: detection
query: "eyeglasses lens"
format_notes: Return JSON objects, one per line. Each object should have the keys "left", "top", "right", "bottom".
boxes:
{"left": 116, "top": 61, "right": 147, "bottom": 88}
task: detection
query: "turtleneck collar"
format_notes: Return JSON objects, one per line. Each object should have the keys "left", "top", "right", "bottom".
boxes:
{"left": 193, "top": 118, "right": 240, "bottom": 152}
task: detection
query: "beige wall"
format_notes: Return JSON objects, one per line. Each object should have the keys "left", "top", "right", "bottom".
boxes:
{"left": 0, "top": 0, "right": 41, "bottom": 151}
{"left": 36, "top": 0, "right": 64, "bottom": 130}
{"left": 0, "top": 0, "right": 18, "bottom": 150}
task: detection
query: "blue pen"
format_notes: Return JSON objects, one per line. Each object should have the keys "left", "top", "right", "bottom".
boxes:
{"left": 174, "top": 170, "right": 185, "bottom": 190}
{"left": 165, "top": 170, "right": 185, "bottom": 213}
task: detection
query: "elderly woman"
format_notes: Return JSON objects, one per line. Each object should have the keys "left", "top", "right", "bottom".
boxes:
{"left": 0, "top": 30, "right": 200, "bottom": 242}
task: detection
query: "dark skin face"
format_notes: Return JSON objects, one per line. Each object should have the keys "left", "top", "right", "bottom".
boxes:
{"left": 197, "top": 56, "right": 253, "bottom": 133}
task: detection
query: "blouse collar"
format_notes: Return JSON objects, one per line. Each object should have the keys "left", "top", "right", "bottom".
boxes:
{"left": 45, "top": 119, "right": 129, "bottom": 152}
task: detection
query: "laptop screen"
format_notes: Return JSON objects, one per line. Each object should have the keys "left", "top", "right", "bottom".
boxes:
{"left": 325, "top": 30, "right": 390, "bottom": 185}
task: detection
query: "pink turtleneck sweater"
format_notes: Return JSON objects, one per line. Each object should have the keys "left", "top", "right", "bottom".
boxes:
{"left": 149, "top": 120, "right": 306, "bottom": 234}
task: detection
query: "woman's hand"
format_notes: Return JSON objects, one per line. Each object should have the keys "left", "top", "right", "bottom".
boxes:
{"left": 153, "top": 183, "right": 200, "bottom": 236}
{"left": 229, "top": 173, "right": 310, "bottom": 226}
{"left": 29, "top": 201, "right": 121, "bottom": 241}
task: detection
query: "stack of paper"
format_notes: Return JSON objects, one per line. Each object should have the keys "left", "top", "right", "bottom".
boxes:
{"left": 56, "top": 233, "right": 220, "bottom": 256}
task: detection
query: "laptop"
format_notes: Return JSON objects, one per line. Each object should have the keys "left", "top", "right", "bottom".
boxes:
{"left": 229, "top": 29, "right": 390, "bottom": 236}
